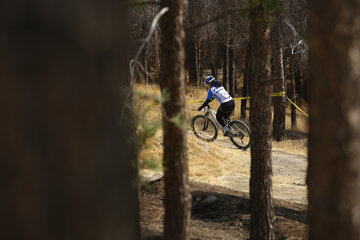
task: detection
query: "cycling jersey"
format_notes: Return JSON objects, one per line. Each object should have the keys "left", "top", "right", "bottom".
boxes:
{"left": 206, "top": 86, "right": 233, "bottom": 104}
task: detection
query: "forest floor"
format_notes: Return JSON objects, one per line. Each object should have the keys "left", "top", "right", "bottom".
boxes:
{"left": 139, "top": 130, "right": 308, "bottom": 240}
{"left": 136, "top": 83, "right": 309, "bottom": 239}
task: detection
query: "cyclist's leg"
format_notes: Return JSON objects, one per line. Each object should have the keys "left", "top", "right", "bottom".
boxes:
{"left": 217, "top": 110, "right": 230, "bottom": 136}
{"left": 216, "top": 106, "right": 226, "bottom": 128}
{"left": 220, "top": 101, "right": 235, "bottom": 135}
{"left": 220, "top": 100, "right": 235, "bottom": 122}
{"left": 217, "top": 100, "right": 235, "bottom": 123}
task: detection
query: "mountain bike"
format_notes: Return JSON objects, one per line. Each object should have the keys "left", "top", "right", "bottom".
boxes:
{"left": 191, "top": 105, "right": 251, "bottom": 150}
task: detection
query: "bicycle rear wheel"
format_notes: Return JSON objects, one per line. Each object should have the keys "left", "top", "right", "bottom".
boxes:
{"left": 229, "top": 120, "right": 251, "bottom": 150}
{"left": 191, "top": 115, "right": 218, "bottom": 142}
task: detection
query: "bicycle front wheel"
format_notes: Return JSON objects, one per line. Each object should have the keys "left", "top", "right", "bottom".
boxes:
{"left": 229, "top": 120, "right": 251, "bottom": 150}
{"left": 191, "top": 115, "right": 218, "bottom": 142}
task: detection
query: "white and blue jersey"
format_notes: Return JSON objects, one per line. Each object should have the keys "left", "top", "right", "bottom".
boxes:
{"left": 207, "top": 86, "right": 233, "bottom": 104}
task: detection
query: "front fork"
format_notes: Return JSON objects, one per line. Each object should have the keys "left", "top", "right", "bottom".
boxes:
{"left": 202, "top": 113, "right": 210, "bottom": 131}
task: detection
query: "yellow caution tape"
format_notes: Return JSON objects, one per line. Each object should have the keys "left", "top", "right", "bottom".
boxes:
{"left": 235, "top": 91, "right": 309, "bottom": 118}
{"left": 233, "top": 91, "right": 285, "bottom": 100}
{"left": 144, "top": 90, "right": 309, "bottom": 118}
{"left": 233, "top": 96, "right": 251, "bottom": 100}
{"left": 145, "top": 102, "right": 162, "bottom": 106}
{"left": 285, "top": 96, "right": 309, "bottom": 118}
{"left": 271, "top": 91, "right": 286, "bottom": 97}
{"left": 186, "top": 99, "right": 205, "bottom": 104}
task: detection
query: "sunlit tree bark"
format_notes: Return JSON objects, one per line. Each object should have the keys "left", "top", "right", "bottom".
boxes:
{"left": 159, "top": 0, "right": 191, "bottom": 239}
{"left": 249, "top": 3, "right": 275, "bottom": 240}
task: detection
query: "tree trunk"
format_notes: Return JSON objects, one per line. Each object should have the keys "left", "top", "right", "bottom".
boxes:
{"left": 303, "top": 72, "right": 309, "bottom": 102}
{"left": 152, "top": 0, "right": 161, "bottom": 81}
{"left": 249, "top": 4, "right": 275, "bottom": 240}
{"left": 233, "top": 57, "right": 236, "bottom": 97}
{"left": 145, "top": 54, "right": 150, "bottom": 84}
{"left": 159, "top": 1, "right": 191, "bottom": 239}
{"left": 295, "top": 67, "right": 302, "bottom": 98}
{"left": 271, "top": 17, "right": 286, "bottom": 141}
{"left": 197, "top": 41, "right": 202, "bottom": 85}
{"left": 241, "top": 43, "right": 251, "bottom": 120}
{"left": 228, "top": 38, "right": 235, "bottom": 97}
{"left": 211, "top": 62, "right": 217, "bottom": 77}
{"left": 289, "top": 54, "right": 297, "bottom": 128}
{"left": 222, "top": 41, "right": 229, "bottom": 89}
{"left": 145, "top": 46, "right": 154, "bottom": 85}
{"left": 187, "top": 32, "right": 198, "bottom": 86}
{"left": 0, "top": 1, "right": 140, "bottom": 239}
{"left": 308, "top": 0, "right": 360, "bottom": 239}
{"left": 234, "top": 62, "right": 238, "bottom": 96}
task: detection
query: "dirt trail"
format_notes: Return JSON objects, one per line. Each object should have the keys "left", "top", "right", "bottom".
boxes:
{"left": 186, "top": 127, "right": 308, "bottom": 204}
{"left": 142, "top": 130, "right": 308, "bottom": 205}
{"left": 211, "top": 148, "right": 307, "bottom": 205}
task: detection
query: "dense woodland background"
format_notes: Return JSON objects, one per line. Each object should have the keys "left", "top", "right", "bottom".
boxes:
{"left": 2, "top": 0, "right": 360, "bottom": 240}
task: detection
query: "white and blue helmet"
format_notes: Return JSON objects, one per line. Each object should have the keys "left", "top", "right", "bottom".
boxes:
{"left": 205, "top": 75, "right": 215, "bottom": 85}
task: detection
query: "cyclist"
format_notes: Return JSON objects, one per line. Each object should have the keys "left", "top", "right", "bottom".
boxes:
{"left": 197, "top": 75, "right": 235, "bottom": 136}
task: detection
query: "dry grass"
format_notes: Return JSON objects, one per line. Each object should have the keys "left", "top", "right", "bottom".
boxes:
{"left": 134, "top": 83, "right": 308, "bottom": 180}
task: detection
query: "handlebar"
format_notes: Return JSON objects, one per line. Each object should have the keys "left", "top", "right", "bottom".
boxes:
{"left": 196, "top": 104, "right": 213, "bottom": 112}
{"left": 203, "top": 104, "right": 216, "bottom": 114}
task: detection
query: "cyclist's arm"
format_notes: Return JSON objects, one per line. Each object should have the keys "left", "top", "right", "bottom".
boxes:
{"left": 198, "top": 99, "right": 212, "bottom": 111}
{"left": 198, "top": 89, "right": 214, "bottom": 110}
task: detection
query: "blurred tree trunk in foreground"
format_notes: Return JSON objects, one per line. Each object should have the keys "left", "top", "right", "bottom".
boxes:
{"left": 308, "top": 0, "right": 360, "bottom": 239}
{"left": 248, "top": 3, "right": 275, "bottom": 240}
{"left": 159, "top": 0, "right": 191, "bottom": 240}
{"left": 0, "top": 1, "right": 140, "bottom": 239}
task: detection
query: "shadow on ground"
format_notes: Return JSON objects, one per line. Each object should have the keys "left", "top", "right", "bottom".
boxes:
{"left": 192, "top": 190, "right": 306, "bottom": 224}
{"left": 285, "top": 130, "right": 307, "bottom": 140}
{"left": 141, "top": 178, "right": 308, "bottom": 239}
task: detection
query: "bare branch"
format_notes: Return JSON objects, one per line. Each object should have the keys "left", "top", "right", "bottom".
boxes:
{"left": 290, "top": 39, "right": 308, "bottom": 55}
{"left": 121, "top": 7, "right": 169, "bottom": 120}
{"left": 285, "top": 19, "right": 300, "bottom": 39}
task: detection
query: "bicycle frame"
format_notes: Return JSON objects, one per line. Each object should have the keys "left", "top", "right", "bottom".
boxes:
{"left": 203, "top": 106, "right": 227, "bottom": 133}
